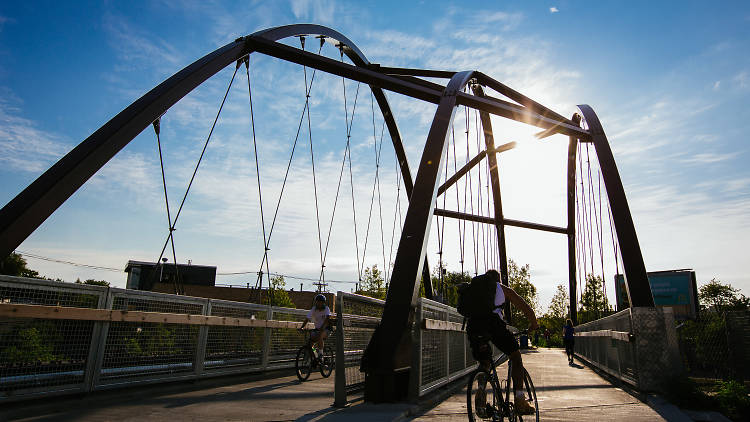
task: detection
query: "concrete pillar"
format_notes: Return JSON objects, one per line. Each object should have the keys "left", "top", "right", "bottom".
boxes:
{"left": 630, "top": 307, "right": 683, "bottom": 391}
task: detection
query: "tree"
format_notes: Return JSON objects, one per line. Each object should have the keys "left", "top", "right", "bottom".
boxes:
{"left": 547, "top": 284, "right": 570, "bottom": 321}
{"left": 0, "top": 252, "right": 40, "bottom": 278}
{"left": 358, "top": 265, "right": 386, "bottom": 299}
{"left": 430, "top": 265, "right": 471, "bottom": 307}
{"left": 699, "top": 279, "right": 749, "bottom": 313}
{"left": 268, "top": 275, "right": 295, "bottom": 308}
{"left": 76, "top": 278, "right": 110, "bottom": 287}
{"left": 579, "top": 274, "right": 611, "bottom": 323}
{"left": 506, "top": 260, "right": 539, "bottom": 329}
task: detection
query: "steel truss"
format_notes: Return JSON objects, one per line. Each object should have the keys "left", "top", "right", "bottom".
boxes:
{"left": 0, "top": 24, "right": 654, "bottom": 402}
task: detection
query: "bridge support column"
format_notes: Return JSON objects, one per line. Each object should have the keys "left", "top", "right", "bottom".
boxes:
{"left": 631, "top": 307, "right": 683, "bottom": 391}
{"left": 362, "top": 71, "right": 475, "bottom": 403}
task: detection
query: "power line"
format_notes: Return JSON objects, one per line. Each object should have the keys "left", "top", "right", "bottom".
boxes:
{"left": 15, "top": 250, "right": 121, "bottom": 272}
{"left": 217, "top": 270, "right": 358, "bottom": 285}
{"left": 15, "top": 249, "right": 362, "bottom": 285}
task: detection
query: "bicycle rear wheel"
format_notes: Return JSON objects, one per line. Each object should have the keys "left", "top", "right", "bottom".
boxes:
{"left": 519, "top": 368, "right": 539, "bottom": 422}
{"left": 506, "top": 363, "right": 539, "bottom": 422}
{"left": 295, "top": 346, "right": 313, "bottom": 381}
{"left": 467, "top": 369, "right": 502, "bottom": 421}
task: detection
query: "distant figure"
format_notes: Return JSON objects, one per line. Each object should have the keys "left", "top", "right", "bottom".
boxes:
{"left": 563, "top": 319, "right": 575, "bottom": 364}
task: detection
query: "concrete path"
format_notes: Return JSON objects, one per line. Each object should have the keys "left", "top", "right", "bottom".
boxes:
{"left": 2, "top": 349, "right": 677, "bottom": 421}
{"left": 411, "top": 348, "right": 668, "bottom": 421}
{"left": 1, "top": 370, "right": 413, "bottom": 422}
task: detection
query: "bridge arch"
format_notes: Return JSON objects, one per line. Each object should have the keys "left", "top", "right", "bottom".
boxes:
{"left": 0, "top": 22, "right": 656, "bottom": 403}
{"left": 0, "top": 24, "right": 414, "bottom": 261}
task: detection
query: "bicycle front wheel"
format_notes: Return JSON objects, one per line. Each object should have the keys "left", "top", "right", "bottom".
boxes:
{"left": 318, "top": 346, "right": 334, "bottom": 378}
{"left": 295, "top": 346, "right": 313, "bottom": 381}
{"left": 467, "top": 369, "right": 502, "bottom": 422}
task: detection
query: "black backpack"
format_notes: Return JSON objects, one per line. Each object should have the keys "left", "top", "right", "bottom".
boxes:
{"left": 456, "top": 273, "right": 499, "bottom": 319}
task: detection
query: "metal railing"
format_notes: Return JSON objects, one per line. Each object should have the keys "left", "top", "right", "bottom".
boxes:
{"left": 333, "top": 292, "right": 384, "bottom": 406}
{"left": 0, "top": 275, "right": 317, "bottom": 402}
{"left": 332, "top": 294, "right": 502, "bottom": 405}
{"left": 574, "top": 306, "right": 682, "bottom": 392}
{"left": 411, "top": 298, "right": 499, "bottom": 397}
{"left": 574, "top": 308, "right": 637, "bottom": 385}
{"left": 2, "top": 275, "right": 501, "bottom": 404}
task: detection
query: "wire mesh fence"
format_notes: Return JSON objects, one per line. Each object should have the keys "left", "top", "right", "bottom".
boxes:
{"left": 334, "top": 292, "right": 383, "bottom": 407}
{"left": 574, "top": 308, "right": 637, "bottom": 385}
{"left": 0, "top": 275, "right": 335, "bottom": 402}
{"left": 414, "top": 298, "right": 490, "bottom": 397}
{"left": 0, "top": 276, "right": 106, "bottom": 398}
{"left": 678, "top": 310, "right": 750, "bottom": 382}
{"left": 204, "top": 301, "right": 268, "bottom": 371}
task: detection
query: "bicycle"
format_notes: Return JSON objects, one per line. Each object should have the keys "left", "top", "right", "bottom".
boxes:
{"left": 295, "top": 327, "right": 334, "bottom": 381}
{"left": 466, "top": 330, "right": 539, "bottom": 421}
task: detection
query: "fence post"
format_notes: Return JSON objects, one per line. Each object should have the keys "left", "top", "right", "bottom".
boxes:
{"left": 88, "top": 288, "right": 114, "bottom": 390}
{"left": 261, "top": 307, "right": 273, "bottom": 371}
{"left": 444, "top": 308, "right": 450, "bottom": 382}
{"left": 409, "top": 299, "right": 423, "bottom": 400}
{"left": 334, "top": 292, "right": 347, "bottom": 407}
{"left": 194, "top": 299, "right": 210, "bottom": 377}
{"left": 83, "top": 288, "right": 108, "bottom": 392}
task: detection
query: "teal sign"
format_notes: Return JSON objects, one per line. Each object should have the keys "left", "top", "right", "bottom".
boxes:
{"left": 615, "top": 270, "right": 695, "bottom": 309}
{"left": 648, "top": 273, "right": 692, "bottom": 305}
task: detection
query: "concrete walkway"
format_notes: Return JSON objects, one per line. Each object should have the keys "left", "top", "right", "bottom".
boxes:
{"left": 1, "top": 370, "right": 413, "bottom": 422}
{"left": 3, "top": 349, "right": 676, "bottom": 421}
{"left": 411, "top": 348, "right": 668, "bottom": 421}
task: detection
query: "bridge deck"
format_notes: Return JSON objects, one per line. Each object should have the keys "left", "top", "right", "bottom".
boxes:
{"left": 2, "top": 349, "right": 671, "bottom": 421}
{"left": 414, "top": 348, "right": 667, "bottom": 421}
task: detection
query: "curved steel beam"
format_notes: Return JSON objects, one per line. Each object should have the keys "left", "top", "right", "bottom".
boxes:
{"left": 566, "top": 113, "right": 581, "bottom": 324}
{"left": 576, "top": 105, "right": 654, "bottom": 308}
{"left": 0, "top": 24, "right": 414, "bottom": 261}
{"left": 362, "top": 71, "right": 475, "bottom": 401}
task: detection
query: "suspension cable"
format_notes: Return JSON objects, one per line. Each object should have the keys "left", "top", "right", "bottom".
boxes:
{"left": 320, "top": 78, "right": 360, "bottom": 284}
{"left": 299, "top": 37, "right": 326, "bottom": 289}
{"left": 152, "top": 64, "right": 239, "bottom": 291}
{"left": 467, "top": 108, "right": 478, "bottom": 275}
{"left": 387, "top": 161, "right": 402, "bottom": 282}
{"left": 372, "top": 94, "right": 388, "bottom": 288}
{"left": 360, "top": 105, "right": 385, "bottom": 276}
{"left": 242, "top": 57, "right": 273, "bottom": 296}
{"left": 336, "top": 50, "right": 363, "bottom": 282}
{"left": 451, "top": 121, "right": 465, "bottom": 274}
{"left": 255, "top": 39, "right": 325, "bottom": 289}
{"left": 597, "top": 170, "right": 608, "bottom": 309}
{"left": 152, "top": 118, "right": 181, "bottom": 294}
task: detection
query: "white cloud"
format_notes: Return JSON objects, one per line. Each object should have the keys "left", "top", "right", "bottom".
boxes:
{"left": 102, "top": 12, "right": 184, "bottom": 74}
{"left": 734, "top": 70, "right": 748, "bottom": 89}
{"left": 549, "top": 7, "right": 559, "bottom": 13}
{"left": 0, "top": 94, "right": 70, "bottom": 172}
{"left": 680, "top": 151, "right": 739, "bottom": 164}
{"left": 290, "top": 0, "right": 337, "bottom": 25}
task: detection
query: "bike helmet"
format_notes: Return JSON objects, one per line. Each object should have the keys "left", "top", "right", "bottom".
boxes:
{"left": 314, "top": 294, "right": 326, "bottom": 303}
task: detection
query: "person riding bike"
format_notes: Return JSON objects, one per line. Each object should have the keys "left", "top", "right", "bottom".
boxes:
{"left": 299, "top": 294, "right": 332, "bottom": 360}
{"left": 467, "top": 269, "right": 539, "bottom": 416}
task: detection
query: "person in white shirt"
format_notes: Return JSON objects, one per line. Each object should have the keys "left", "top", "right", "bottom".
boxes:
{"left": 299, "top": 294, "right": 332, "bottom": 358}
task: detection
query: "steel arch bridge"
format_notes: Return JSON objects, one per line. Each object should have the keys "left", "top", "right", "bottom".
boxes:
{"left": 0, "top": 24, "right": 654, "bottom": 401}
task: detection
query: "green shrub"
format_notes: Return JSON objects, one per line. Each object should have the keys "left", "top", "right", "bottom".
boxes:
{"left": 0, "top": 327, "right": 58, "bottom": 363}
{"left": 662, "top": 376, "right": 715, "bottom": 409}
{"left": 716, "top": 380, "right": 750, "bottom": 421}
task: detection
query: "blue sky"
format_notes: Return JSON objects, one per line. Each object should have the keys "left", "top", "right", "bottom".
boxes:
{"left": 1, "top": 1, "right": 748, "bottom": 310}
